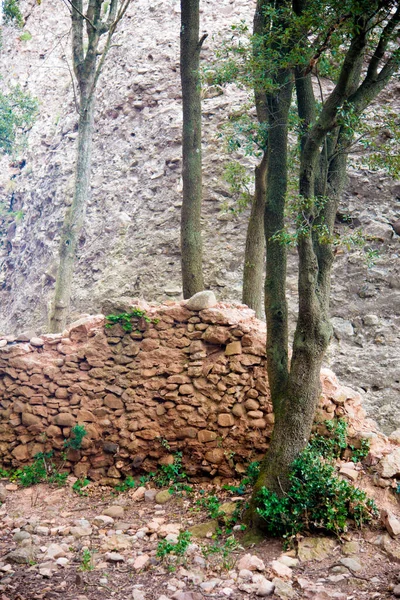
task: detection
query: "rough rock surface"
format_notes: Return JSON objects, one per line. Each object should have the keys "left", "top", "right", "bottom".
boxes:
{"left": 0, "top": 0, "right": 399, "bottom": 433}
{"left": 2, "top": 302, "right": 395, "bottom": 483}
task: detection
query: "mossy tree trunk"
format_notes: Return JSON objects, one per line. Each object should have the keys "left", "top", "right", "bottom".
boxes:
{"left": 180, "top": 0, "right": 206, "bottom": 298}
{"left": 249, "top": 0, "right": 400, "bottom": 527}
{"left": 48, "top": 0, "right": 130, "bottom": 332}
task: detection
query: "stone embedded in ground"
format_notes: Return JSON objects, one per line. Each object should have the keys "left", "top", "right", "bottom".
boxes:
{"left": 101, "top": 534, "right": 133, "bottom": 552}
{"left": 44, "top": 543, "right": 67, "bottom": 559}
{"left": 185, "top": 291, "right": 217, "bottom": 311}
{"left": 277, "top": 555, "right": 299, "bottom": 568}
{"left": 297, "top": 537, "right": 336, "bottom": 562}
{"left": 132, "top": 589, "right": 146, "bottom": 600}
{"left": 379, "top": 448, "right": 400, "bottom": 478}
{"left": 199, "top": 579, "right": 221, "bottom": 592}
{"left": 270, "top": 560, "right": 292, "bottom": 579}
{"left": 255, "top": 576, "right": 275, "bottom": 597}
{"left": 103, "top": 505, "right": 124, "bottom": 519}
{"left": 237, "top": 553, "right": 265, "bottom": 572}
{"left": 393, "top": 584, "right": 400, "bottom": 597}
{"left": 339, "top": 557, "right": 362, "bottom": 572}
{"left": 105, "top": 552, "right": 125, "bottom": 562}
{"left": 93, "top": 515, "right": 115, "bottom": 527}
{"left": 5, "top": 547, "right": 36, "bottom": 564}
{"left": 381, "top": 509, "right": 400, "bottom": 537}
{"left": 271, "top": 578, "right": 295, "bottom": 599}
{"left": 0, "top": 484, "right": 8, "bottom": 502}
{"left": 341, "top": 541, "right": 359, "bottom": 555}
{"left": 131, "top": 486, "right": 146, "bottom": 501}
{"left": 144, "top": 489, "right": 158, "bottom": 503}
{"left": 70, "top": 526, "right": 92, "bottom": 538}
{"left": 155, "top": 490, "right": 173, "bottom": 504}
{"left": 133, "top": 554, "right": 150, "bottom": 570}
{"left": 339, "top": 466, "right": 359, "bottom": 481}
{"left": 188, "top": 520, "right": 218, "bottom": 539}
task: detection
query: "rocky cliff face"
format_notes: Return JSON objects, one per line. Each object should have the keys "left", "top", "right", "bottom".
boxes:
{"left": 0, "top": 0, "right": 399, "bottom": 432}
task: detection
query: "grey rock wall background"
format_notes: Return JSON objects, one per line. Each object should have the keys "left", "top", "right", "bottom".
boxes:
{"left": 0, "top": 0, "right": 399, "bottom": 433}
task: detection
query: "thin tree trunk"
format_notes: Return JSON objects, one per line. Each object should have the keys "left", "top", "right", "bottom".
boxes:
{"left": 242, "top": 151, "right": 267, "bottom": 318}
{"left": 49, "top": 94, "right": 94, "bottom": 332}
{"left": 180, "top": 0, "right": 205, "bottom": 298}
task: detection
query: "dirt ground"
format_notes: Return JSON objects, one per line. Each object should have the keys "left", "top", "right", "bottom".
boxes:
{"left": 0, "top": 478, "right": 400, "bottom": 600}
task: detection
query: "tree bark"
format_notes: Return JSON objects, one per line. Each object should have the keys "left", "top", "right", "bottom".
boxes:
{"left": 48, "top": 0, "right": 129, "bottom": 332}
{"left": 180, "top": 0, "right": 205, "bottom": 298}
{"left": 249, "top": 1, "right": 400, "bottom": 528}
{"left": 242, "top": 151, "right": 267, "bottom": 319}
{"left": 48, "top": 93, "right": 94, "bottom": 333}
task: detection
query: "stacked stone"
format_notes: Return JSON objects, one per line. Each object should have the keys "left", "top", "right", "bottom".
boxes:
{"left": 0, "top": 300, "right": 388, "bottom": 484}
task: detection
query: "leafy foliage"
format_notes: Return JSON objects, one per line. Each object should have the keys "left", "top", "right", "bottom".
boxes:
{"left": 256, "top": 420, "right": 376, "bottom": 540}
{"left": 64, "top": 424, "right": 87, "bottom": 451}
{"left": 14, "top": 452, "right": 68, "bottom": 488}
{"left": 72, "top": 478, "right": 90, "bottom": 496}
{"left": 156, "top": 530, "right": 192, "bottom": 559}
{"left": 3, "top": 0, "right": 24, "bottom": 27}
{"left": 105, "top": 308, "right": 154, "bottom": 332}
{"left": 0, "top": 84, "right": 38, "bottom": 155}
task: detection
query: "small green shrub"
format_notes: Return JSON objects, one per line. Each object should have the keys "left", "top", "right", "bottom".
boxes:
{"left": 256, "top": 446, "right": 377, "bottom": 540}
{"left": 153, "top": 452, "right": 192, "bottom": 492}
{"left": 64, "top": 425, "right": 87, "bottom": 451}
{"left": 115, "top": 476, "right": 136, "bottom": 492}
{"left": 72, "top": 478, "right": 90, "bottom": 496}
{"left": 196, "top": 495, "right": 224, "bottom": 519}
{"left": 105, "top": 308, "right": 152, "bottom": 332}
{"left": 156, "top": 530, "right": 192, "bottom": 559}
{"left": 79, "top": 548, "right": 94, "bottom": 571}
{"left": 15, "top": 452, "right": 68, "bottom": 487}
{"left": 3, "top": 0, "right": 24, "bottom": 26}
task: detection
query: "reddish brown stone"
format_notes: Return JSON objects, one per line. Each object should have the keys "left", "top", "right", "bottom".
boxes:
{"left": 198, "top": 430, "right": 217, "bottom": 443}
{"left": 218, "top": 413, "right": 235, "bottom": 427}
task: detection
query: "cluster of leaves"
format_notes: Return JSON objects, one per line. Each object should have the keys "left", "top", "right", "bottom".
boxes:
{"left": 72, "top": 477, "right": 90, "bottom": 496}
{"left": 201, "top": 535, "right": 241, "bottom": 570}
{"left": 105, "top": 308, "right": 156, "bottom": 333}
{"left": 256, "top": 419, "right": 376, "bottom": 541}
{"left": 3, "top": 0, "right": 24, "bottom": 27}
{"left": 13, "top": 452, "right": 68, "bottom": 488}
{"left": 64, "top": 424, "right": 87, "bottom": 451}
{"left": 156, "top": 530, "right": 192, "bottom": 560}
{"left": 223, "top": 460, "right": 261, "bottom": 495}
{"left": 0, "top": 84, "right": 38, "bottom": 155}
{"left": 79, "top": 548, "right": 94, "bottom": 571}
{"left": 152, "top": 452, "right": 192, "bottom": 492}
{"left": 114, "top": 452, "right": 191, "bottom": 494}
{"left": 3, "top": 425, "right": 88, "bottom": 488}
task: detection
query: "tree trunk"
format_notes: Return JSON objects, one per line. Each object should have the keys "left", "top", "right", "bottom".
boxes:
{"left": 180, "top": 0, "right": 205, "bottom": 298}
{"left": 242, "top": 151, "right": 267, "bottom": 318}
{"left": 48, "top": 94, "right": 94, "bottom": 332}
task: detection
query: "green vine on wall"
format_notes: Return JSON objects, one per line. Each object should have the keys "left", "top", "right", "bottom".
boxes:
{"left": 105, "top": 308, "right": 158, "bottom": 333}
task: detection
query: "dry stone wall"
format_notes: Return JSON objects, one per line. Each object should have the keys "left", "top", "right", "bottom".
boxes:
{"left": 0, "top": 301, "right": 371, "bottom": 483}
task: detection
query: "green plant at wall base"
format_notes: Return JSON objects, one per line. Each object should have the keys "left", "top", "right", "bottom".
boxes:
{"left": 256, "top": 446, "right": 377, "bottom": 541}
{"left": 72, "top": 478, "right": 90, "bottom": 496}
{"left": 15, "top": 452, "right": 68, "bottom": 487}
{"left": 64, "top": 425, "right": 87, "bottom": 450}
{"left": 156, "top": 530, "right": 192, "bottom": 559}
{"left": 115, "top": 476, "right": 136, "bottom": 492}
{"left": 105, "top": 308, "right": 153, "bottom": 332}
{"left": 196, "top": 495, "right": 224, "bottom": 519}
{"left": 153, "top": 452, "right": 191, "bottom": 492}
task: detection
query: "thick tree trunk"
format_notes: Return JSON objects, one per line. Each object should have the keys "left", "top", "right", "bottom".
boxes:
{"left": 242, "top": 151, "right": 267, "bottom": 318}
{"left": 180, "top": 0, "right": 205, "bottom": 298}
{"left": 48, "top": 94, "right": 94, "bottom": 332}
